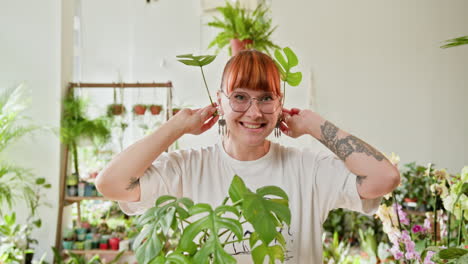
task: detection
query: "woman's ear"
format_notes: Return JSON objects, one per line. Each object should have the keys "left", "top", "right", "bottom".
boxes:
{"left": 216, "top": 90, "right": 224, "bottom": 115}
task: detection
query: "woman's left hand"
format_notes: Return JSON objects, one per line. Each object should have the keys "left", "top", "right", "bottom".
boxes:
{"left": 280, "top": 108, "right": 323, "bottom": 138}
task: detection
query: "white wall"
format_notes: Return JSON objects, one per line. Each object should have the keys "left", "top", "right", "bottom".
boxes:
{"left": 79, "top": 0, "right": 468, "bottom": 173}
{"left": 0, "top": 0, "right": 467, "bottom": 261}
{"left": 0, "top": 0, "right": 73, "bottom": 261}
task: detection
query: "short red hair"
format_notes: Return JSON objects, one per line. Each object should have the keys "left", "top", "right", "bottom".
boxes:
{"left": 220, "top": 50, "right": 282, "bottom": 96}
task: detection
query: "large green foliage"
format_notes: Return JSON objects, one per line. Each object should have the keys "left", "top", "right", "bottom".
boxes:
{"left": 0, "top": 85, "right": 37, "bottom": 214}
{"left": 133, "top": 175, "right": 291, "bottom": 264}
{"left": 207, "top": 1, "right": 279, "bottom": 55}
{"left": 60, "top": 92, "right": 111, "bottom": 175}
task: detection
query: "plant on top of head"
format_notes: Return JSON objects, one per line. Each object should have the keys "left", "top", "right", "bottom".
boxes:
{"left": 273, "top": 47, "right": 303, "bottom": 107}
{"left": 176, "top": 54, "right": 217, "bottom": 108}
{"left": 207, "top": 1, "right": 279, "bottom": 56}
{"left": 132, "top": 175, "right": 291, "bottom": 264}
{"left": 375, "top": 157, "right": 468, "bottom": 264}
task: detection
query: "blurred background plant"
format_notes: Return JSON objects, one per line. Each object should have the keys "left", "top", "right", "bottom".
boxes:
{"left": 0, "top": 84, "right": 52, "bottom": 263}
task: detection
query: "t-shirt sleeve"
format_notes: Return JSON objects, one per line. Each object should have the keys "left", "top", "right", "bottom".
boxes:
{"left": 118, "top": 151, "right": 186, "bottom": 215}
{"left": 310, "top": 150, "right": 382, "bottom": 223}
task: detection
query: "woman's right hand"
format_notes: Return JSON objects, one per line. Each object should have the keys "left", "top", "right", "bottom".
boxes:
{"left": 171, "top": 103, "right": 219, "bottom": 135}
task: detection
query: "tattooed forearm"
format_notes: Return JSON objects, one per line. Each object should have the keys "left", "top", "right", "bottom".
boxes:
{"left": 356, "top": 175, "right": 367, "bottom": 185}
{"left": 126, "top": 177, "right": 140, "bottom": 191}
{"left": 318, "top": 121, "right": 386, "bottom": 162}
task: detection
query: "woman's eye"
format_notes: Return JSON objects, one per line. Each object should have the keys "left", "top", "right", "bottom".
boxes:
{"left": 234, "top": 94, "right": 247, "bottom": 101}
{"left": 260, "top": 95, "right": 274, "bottom": 102}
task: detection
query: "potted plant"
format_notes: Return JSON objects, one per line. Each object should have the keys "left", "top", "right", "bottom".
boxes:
{"left": 60, "top": 92, "right": 111, "bottom": 179}
{"left": 172, "top": 107, "right": 181, "bottom": 115}
{"left": 132, "top": 104, "right": 147, "bottom": 115}
{"left": 107, "top": 87, "right": 126, "bottom": 116}
{"left": 148, "top": 104, "right": 163, "bottom": 115}
{"left": 207, "top": 1, "right": 279, "bottom": 56}
{"left": 133, "top": 175, "right": 291, "bottom": 264}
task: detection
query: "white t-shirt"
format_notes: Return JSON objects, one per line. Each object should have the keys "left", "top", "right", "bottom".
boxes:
{"left": 119, "top": 141, "right": 381, "bottom": 263}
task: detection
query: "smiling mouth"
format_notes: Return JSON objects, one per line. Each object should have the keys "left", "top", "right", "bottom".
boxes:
{"left": 239, "top": 122, "right": 266, "bottom": 129}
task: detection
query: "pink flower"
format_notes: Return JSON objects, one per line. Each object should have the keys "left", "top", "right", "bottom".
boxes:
{"left": 393, "top": 203, "right": 410, "bottom": 225}
{"left": 412, "top": 224, "right": 423, "bottom": 233}
{"left": 423, "top": 251, "right": 436, "bottom": 264}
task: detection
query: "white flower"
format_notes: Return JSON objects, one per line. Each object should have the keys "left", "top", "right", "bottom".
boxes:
{"left": 461, "top": 166, "right": 468, "bottom": 182}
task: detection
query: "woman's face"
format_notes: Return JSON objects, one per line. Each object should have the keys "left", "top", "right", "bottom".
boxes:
{"left": 218, "top": 87, "right": 282, "bottom": 146}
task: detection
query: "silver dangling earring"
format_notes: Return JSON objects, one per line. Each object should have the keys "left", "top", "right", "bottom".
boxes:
{"left": 274, "top": 118, "right": 282, "bottom": 138}
{"left": 218, "top": 116, "right": 227, "bottom": 136}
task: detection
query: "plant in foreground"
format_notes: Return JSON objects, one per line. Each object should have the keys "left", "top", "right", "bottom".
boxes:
{"left": 132, "top": 175, "right": 291, "bottom": 264}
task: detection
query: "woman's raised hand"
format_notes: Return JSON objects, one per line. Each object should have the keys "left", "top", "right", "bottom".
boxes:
{"left": 171, "top": 103, "right": 219, "bottom": 135}
{"left": 280, "top": 107, "right": 321, "bottom": 138}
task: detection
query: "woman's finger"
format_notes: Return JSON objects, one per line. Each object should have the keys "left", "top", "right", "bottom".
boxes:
{"left": 200, "top": 115, "right": 219, "bottom": 132}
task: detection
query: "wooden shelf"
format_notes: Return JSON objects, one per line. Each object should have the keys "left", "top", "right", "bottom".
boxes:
{"left": 65, "top": 249, "right": 134, "bottom": 256}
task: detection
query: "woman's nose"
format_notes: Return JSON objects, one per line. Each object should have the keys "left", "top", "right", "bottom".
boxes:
{"left": 245, "top": 100, "right": 263, "bottom": 117}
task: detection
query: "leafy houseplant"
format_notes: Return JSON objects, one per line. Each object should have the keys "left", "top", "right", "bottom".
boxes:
{"left": 60, "top": 91, "right": 111, "bottom": 178}
{"left": 133, "top": 175, "right": 291, "bottom": 264}
{"left": 207, "top": 1, "right": 279, "bottom": 56}
{"left": 0, "top": 85, "right": 39, "bottom": 214}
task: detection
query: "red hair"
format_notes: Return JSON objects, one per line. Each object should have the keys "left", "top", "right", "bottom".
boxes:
{"left": 220, "top": 50, "right": 281, "bottom": 96}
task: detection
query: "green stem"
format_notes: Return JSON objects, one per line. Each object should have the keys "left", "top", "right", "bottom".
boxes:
{"left": 281, "top": 81, "right": 286, "bottom": 109}
{"left": 72, "top": 141, "right": 79, "bottom": 176}
{"left": 433, "top": 196, "right": 438, "bottom": 245}
{"left": 222, "top": 238, "right": 249, "bottom": 246}
{"left": 231, "top": 199, "right": 243, "bottom": 207}
{"left": 392, "top": 192, "right": 408, "bottom": 264}
{"left": 447, "top": 211, "right": 451, "bottom": 247}
{"left": 200, "top": 66, "right": 214, "bottom": 105}
{"left": 458, "top": 209, "right": 464, "bottom": 245}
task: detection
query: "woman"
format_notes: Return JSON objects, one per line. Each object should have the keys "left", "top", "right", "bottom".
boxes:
{"left": 96, "top": 50, "right": 400, "bottom": 263}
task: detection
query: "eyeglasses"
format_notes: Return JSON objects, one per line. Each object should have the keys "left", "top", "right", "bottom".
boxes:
{"left": 221, "top": 90, "right": 280, "bottom": 114}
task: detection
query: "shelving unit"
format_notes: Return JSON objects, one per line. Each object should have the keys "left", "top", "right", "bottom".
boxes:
{"left": 56, "top": 82, "right": 174, "bottom": 260}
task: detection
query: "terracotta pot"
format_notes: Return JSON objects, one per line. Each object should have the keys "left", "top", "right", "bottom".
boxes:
{"left": 149, "top": 105, "right": 162, "bottom": 115}
{"left": 108, "top": 104, "right": 125, "bottom": 116}
{"left": 172, "top": 108, "right": 181, "bottom": 115}
{"left": 133, "top": 105, "right": 147, "bottom": 115}
{"left": 109, "top": 237, "right": 120, "bottom": 250}
{"left": 230, "top": 38, "right": 253, "bottom": 56}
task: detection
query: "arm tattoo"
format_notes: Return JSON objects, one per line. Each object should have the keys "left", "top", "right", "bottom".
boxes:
{"left": 126, "top": 177, "right": 140, "bottom": 191}
{"left": 318, "top": 121, "right": 386, "bottom": 162}
{"left": 356, "top": 175, "right": 367, "bottom": 185}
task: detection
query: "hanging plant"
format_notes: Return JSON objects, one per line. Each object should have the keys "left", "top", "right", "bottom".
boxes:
{"left": 107, "top": 87, "right": 126, "bottom": 116}
{"left": 60, "top": 91, "right": 111, "bottom": 177}
{"left": 132, "top": 104, "right": 147, "bottom": 116}
{"left": 148, "top": 104, "right": 163, "bottom": 115}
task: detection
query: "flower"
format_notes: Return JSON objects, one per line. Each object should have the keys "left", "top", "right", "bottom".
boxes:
{"left": 423, "top": 251, "right": 435, "bottom": 264}
{"left": 411, "top": 225, "right": 423, "bottom": 233}
{"left": 434, "top": 169, "right": 450, "bottom": 181}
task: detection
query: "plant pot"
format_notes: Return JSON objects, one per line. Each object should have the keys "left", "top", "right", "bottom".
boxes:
{"left": 230, "top": 38, "right": 253, "bottom": 56}
{"left": 119, "top": 240, "right": 130, "bottom": 251}
{"left": 78, "top": 182, "right": 86, "bottom": 197}
{"left": 84, "top": 182, "right": 96, "bottom": 197}
{"left": 62, "top": 240, "right": 74, "bottom": 250}
{"left": 149, "top": 104, "right": 162, "bottom": 115}
{"left": 67, "top": 185, "right": 77, "bottom": 197}
{"left": 172, "top": 108, "right": 181, "bottom": 115}
{"left": 107, "top": 104, "right": 126, "bottom": 116}
{"left": 132, "top": 104, "right": 147, "bottom": 115}
{"left": 109, "top": 237, "right": 120, "bottom": 250}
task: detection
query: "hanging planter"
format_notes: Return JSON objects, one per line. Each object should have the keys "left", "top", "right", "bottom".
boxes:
{"left": 132, "top": 104, "right": 147, "bottom": 115}
{"left": 106, "top": 103, "right": 126, "bottom": 116}
{"left": 172, "top": 107, "right": 181, "bottom": 115}
{"left": 148, "top": 104, "right": 163, "bottom": 115}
